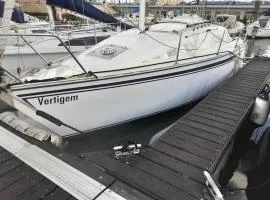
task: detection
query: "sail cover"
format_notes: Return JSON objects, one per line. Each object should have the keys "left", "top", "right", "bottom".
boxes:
{"left": 0, "top": 1, "right": 4, "bottom": 18}
{"left": 11, "top": 8, "right": 25, "bottom": 23}
{"left": 46, "top": 0, "right": 132, "bottom": 29}
{"left": 0, "top": 1, "right": 25, "bottom": 23}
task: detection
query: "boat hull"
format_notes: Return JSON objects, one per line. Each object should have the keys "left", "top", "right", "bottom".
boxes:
{"left": 10, "top": 55, "right": 238, "bottom": 137}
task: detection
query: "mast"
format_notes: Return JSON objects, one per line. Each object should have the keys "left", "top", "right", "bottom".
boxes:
{"left": 0, "top": 0, "right": 15, "bottom": 65}
{"left": 47, "top": 5, "right": 55, "bottom": 30}
{"left": 202, "top": 0, "right": 207, "bottom": 18}
{"left": 139, "top": 0, "right": 146, "bottom": 31}
{"left": 254, "top": 0, "right": 261, "bottom": 21}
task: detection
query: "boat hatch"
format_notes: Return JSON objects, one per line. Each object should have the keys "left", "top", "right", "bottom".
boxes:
{"left": 88, "top": 44, "right": 128, "bottom": 60}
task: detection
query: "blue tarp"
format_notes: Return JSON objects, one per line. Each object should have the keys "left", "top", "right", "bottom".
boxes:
{"left": 128, "top": 7, "right": 139, "bottom": 14}
{"left": 12, "top": 8, "right": 25, "bottom": 23}
{"left": 0, "top": 1, "right": 25, "bottom": 23}
{"left": 0, "top": 1, "right": 4, "bottom": 18}
{"left": 46, "top": 0, "right": 132, "bottom": 29}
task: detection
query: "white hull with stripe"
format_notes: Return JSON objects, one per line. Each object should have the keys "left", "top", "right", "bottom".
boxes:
{"left": 9, "top": 54, "right": 239, "bottom": 137}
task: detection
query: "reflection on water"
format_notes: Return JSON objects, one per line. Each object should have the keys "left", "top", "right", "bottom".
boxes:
{"left": 246, "top": 39, "right": 270, "bottom": 58}
{"left": 64, "top": 103, "right": 196, "bottom": 153}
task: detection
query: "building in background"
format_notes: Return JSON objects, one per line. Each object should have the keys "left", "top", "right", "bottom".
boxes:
{"left": 15, "top": 0, "right": 47, "bottom": 15}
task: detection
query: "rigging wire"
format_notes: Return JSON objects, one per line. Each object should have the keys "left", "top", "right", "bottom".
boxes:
{"left": 123, "top": 16, "right": 178, "bottom": 49}
{"left": 209, "top": 31, "right": 233, "bottom": 43}
{"left": 123, "top": 14, "right": 238, "bottom": 53}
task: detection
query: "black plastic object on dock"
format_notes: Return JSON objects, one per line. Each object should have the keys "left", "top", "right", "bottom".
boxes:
{"left": 1, "top": 57, "right": 270, "bottom": 200}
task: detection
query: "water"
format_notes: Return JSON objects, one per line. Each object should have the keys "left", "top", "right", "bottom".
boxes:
{"left": 64, "top": 38, "right": 270, "bottom": 154}
{"left": 245, "top": 38, "right": 270, "bottom": 58}
{"left": 64, "top": 103, "right": 196, "bottom": 153}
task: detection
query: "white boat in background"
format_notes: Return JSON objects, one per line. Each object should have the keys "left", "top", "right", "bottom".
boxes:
{"left": 247, "top": 16, "right": 270, "bottom": 38}
{"left": 3, "top": 14, "right": 245, "bottom": 137}
{"left": 2, "top": 23, "right": 117, "bottom": 75}
{"left": 0, "top": 0, "right": 132, "bottom": 75}
{"left": 165, "top": 14, "right": 205, "bottom": 24}
{"left": 215, "top": 14, "right": 245, "bottom": 36}
{"left": 0, "top": 7, "right": 118, "bottom": 75}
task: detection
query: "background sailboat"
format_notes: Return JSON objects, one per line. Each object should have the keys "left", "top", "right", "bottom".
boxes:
{"left": 1, "top": 0, "right": 124, "bottom": 75}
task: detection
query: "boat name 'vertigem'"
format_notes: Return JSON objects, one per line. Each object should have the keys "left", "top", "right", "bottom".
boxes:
{"left": 38, "top": 95, "right": 78, "bottom": 105}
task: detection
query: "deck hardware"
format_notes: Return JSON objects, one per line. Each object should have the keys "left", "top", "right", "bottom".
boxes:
{"left": 113, "top": 142, "right": 142, "bottom": 159}
{"left": 204, "top": 171, "right": 224, "bottom": 200}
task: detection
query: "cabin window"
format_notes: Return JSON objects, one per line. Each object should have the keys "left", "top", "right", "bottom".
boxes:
{"left": 58, "top": 35, "right": 111, "bottom": 46}
{"left": 32, "top": 29, "right": 47, "bottom": 33}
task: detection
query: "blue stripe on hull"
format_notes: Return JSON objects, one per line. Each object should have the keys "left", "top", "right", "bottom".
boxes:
{"left": 17, "top": 56, "right": 234, "bottom": 98}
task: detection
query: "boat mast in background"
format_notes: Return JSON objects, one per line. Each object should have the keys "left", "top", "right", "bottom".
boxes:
{"left": 0, "top": 0, "right": 15, "bottom": 65}
{"left": 254, "top": 0, "right": 261, "bottom": 21}
{"left": 139, "top": 0, "right": 145, "bottom": 30}
{"left": 202, "top": 0, "right": 207, "bottom": 18}
{"left": 47, "top": 5, "right": 56, "bottom": 30}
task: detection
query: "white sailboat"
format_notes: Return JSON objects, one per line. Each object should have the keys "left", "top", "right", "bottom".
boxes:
{"left": 215, "top": 14, "right": 245, "bottom": 37}
{"left": 247, "top": 16, "right": 270, "bottom": 38}
{"left": 2, "top": 23, "right": 117, "bottom": 74}
{"left": 3, "top": 4, "right": 246, "bottom": 137}
{"left": 0, "top": 1, "right": 120, "bottom": 74}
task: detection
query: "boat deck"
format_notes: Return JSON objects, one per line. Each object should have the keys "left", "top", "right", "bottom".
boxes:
{"left": 1, "top": 57, "right": 270, "bottom": 200}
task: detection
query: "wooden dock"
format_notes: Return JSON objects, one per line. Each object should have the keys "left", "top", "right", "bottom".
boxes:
{"left": 1, "top": 57, "right": 270, "bottom": 200}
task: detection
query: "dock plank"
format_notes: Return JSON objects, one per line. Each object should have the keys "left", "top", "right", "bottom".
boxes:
{"left": 196, "top": 106, "right": 240, "bottom": 121}
{"left": 43, "top": 187, "right": 71, "bottom": 200}
{"left": 160, "top": 134, "right": 217, "bottom": 159}
{"left": 204, "top": 100, "right": 245, "bottom": 112}
{"left": 17, "top": 178, "right": 57, "bottom": 200}
{"left": 174, "top": 123, "right": 227, "bottom": 143}
{"left": 190, "top": 111, "right": 236, "bottom": 126}
{"left": 167, "top": 129, "right": 219, "bottom": 151}
{"left": 133, "top": 157, "right": 206, "bottom": 199}
{"left": 0, "top": 169, "right": 45, "bottom": 200}
{"left": 153, "top": 141, "right": 211, "bottom": 169}
{"left": 141, "top": 147, "right": 205, "bottom": 183}
{"left": 0, "top": 151, "right": 14, "bottom": 163}
{"left": 166, "top": 129, "right": 221, "bottom": 150}
{"left": 183, "top": 114, "right": 233, "bottom": 132}
{"left": 0, "top": 164, "right": 37, "bottom": 192}
{"left": 216, "top": 87, "right": 256, "bottom": 98}
{"left": 213, "top": 91, "right": 253, "bottom": 103}
{"left": 199, "top": 103, "right": 243, "bottom": 117}
{"left": 108, "top": 180, "right": 156, "bottom": 200}
{"left": 84, "top": 152, "right": 199, "bottom": 200}
{"left": 0, "top": 157, "right": 23, "bottom": 177}
{"left": 210, "top": 94, "right": 250, "bottom": 106}
{"left": 178, "top": 120, "right": 230, "bottom": 137}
